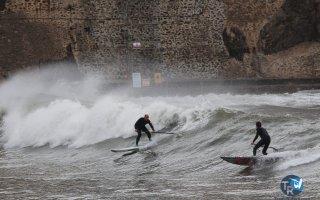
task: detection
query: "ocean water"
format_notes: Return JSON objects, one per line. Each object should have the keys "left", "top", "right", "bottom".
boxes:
{"left": 0, "top": 67, "right": 320, "bottom": 199}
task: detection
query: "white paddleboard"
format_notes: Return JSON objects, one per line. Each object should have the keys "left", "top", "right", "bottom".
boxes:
{"left": 111, "top": 141, "right": 157, "bottom": 153}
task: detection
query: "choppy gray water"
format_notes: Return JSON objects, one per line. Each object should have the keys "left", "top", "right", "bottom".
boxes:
{"left": 0, "top": 68, "right": 320, "bottom": 199}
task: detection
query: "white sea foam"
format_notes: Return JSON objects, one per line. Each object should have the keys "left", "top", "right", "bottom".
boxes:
{"left": 271, "top": 148, "right": 320, "bottom": 171}
{"left": 1, "top": 65, "right": 320, "bottom": 148}
{"left": 0, "top": 66, "right": 216, "bottom": 148}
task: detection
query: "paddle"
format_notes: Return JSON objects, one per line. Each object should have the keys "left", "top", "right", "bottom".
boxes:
{"left": 154, "top": 131, "right": 176, "bottom": 134}
{"left": 251, "top": 143, "right": 279, "bottom": 152}
{"left": 268, "top": 146, "right": 279, "bottom": 152}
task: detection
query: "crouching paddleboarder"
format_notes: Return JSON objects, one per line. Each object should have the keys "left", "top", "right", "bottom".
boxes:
{"left": 134, "top": 114, "right": 155, "bottom": 146}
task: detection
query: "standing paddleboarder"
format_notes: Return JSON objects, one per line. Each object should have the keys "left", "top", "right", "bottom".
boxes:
{"left": 251, "top": 121, "right": 271, "bottom": 156}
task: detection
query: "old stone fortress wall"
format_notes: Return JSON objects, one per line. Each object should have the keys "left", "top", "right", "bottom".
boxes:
{"left": 0, "top": 0, "right": 319, "bottom": 81}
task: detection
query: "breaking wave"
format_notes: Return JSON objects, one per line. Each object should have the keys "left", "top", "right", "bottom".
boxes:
{"left": 0, "top": 66, "right": 320, "bottom": 172}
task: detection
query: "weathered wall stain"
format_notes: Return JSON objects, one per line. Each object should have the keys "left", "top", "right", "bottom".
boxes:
{"left": 0, "top": 0, "right": 6, "bottom": 11}
{"left": 223, "top": 27, "right": 250, "bottom": 61}
{"left": 258, "top": 0, "right": 318, "bottom": 54}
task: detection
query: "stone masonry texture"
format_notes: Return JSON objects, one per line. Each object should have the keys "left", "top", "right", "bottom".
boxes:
{"left": 0, "top": 0, "right": 319, "bottom": 80}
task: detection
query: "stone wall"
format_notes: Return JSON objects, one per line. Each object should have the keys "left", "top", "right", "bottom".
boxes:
{"left": 0, "top": 0, "right": 319, "bottom": 80}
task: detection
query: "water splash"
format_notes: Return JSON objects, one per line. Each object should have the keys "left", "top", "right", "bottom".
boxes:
{"left": 1, "top": 66, "right": 320, "bottom": 150}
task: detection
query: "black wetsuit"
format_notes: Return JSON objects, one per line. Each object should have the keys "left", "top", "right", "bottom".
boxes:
{"left": 253, "top": 127, "right": 271, "bottom": 156}
{"left": 134, "top": 117, "right": 155, "bottom": 146}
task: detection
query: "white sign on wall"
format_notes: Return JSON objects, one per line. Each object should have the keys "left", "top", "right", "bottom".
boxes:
{"left": 132, "top": 72, "right": 141, "bottom": 88}
{"left": 133, "top": 42, "right": 141, "bottom": 49}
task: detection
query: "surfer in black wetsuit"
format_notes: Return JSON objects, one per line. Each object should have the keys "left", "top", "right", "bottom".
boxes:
{"left": 251, "top": 121, "right": 271, "bottom": 156}
{"left": 134, "top": 114, "right": 155, "bottom": 146}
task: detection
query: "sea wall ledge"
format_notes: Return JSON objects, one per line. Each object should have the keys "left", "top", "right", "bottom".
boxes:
{"left": 103, "top": 78, "right": 320, "bottom": 96}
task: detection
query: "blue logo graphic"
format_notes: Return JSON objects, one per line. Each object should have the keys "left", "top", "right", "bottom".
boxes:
{"left": 280, "top": 175, "right": 304, "bottom": 196}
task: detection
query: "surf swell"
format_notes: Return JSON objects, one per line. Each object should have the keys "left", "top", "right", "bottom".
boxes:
{"left": 0, "top": 67, "right": 320, "bottom": 173}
